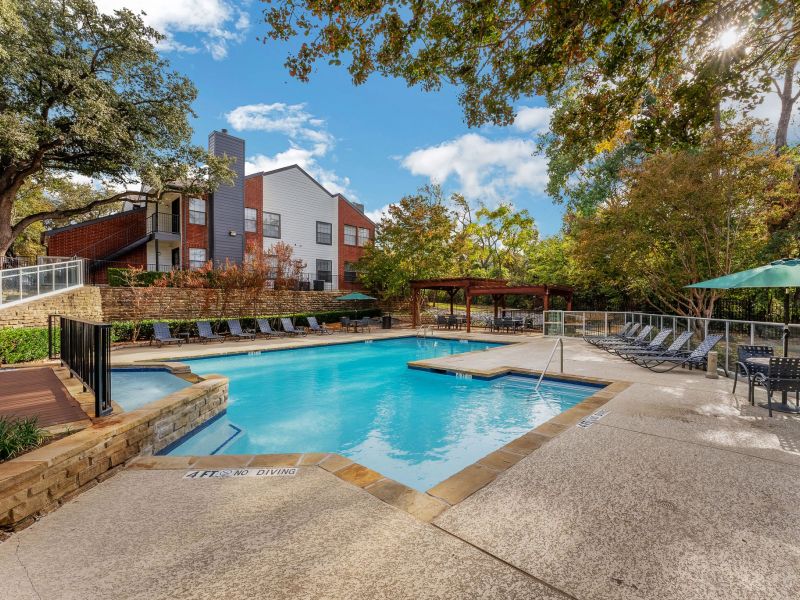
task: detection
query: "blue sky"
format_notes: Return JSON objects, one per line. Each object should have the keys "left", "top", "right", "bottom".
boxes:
{"left": 96, "top": 1, "right": 563, "bottom": 234}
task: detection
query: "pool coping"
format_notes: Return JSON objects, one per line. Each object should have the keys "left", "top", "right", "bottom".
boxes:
{"left": 125, "top": 357, "right": 631, "bottom": 523}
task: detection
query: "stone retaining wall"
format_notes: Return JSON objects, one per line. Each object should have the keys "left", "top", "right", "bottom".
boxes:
{"left": 0, "top": 374, "right": 227, "bottom": 531}
{"left": 0, "top": 286, "right": 103, "bottom": 328}
{"left": 98, "top": 287, "right": 376, "bottom": 321}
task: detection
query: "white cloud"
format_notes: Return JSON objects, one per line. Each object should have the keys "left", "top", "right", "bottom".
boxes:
{"left": 228, "top": 103, "right": 355, "bottom": 197}
{"left": 513, "top": 106, "right": 554, "bottom": 133}
{"left": 400, "top": 133, "right": 549, "bottom": 202}
{"left": 94, "top": 1, "right": 250, "bottom": 60}
{"left": 365, "top": 204, "right": 391, "bottom": 224}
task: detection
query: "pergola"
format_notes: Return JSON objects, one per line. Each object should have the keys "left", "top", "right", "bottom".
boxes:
{"left": 410, "top": 277, "right": 574, "bottom": 332}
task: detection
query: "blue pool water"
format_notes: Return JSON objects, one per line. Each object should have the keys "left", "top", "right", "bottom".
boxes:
{"left": 166, "top": 338, "right": 601, "bottom": 491}
{"left": 112, "top": 369, "right": 191, "bottom": 411}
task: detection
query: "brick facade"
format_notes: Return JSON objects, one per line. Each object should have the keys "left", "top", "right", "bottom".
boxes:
{"left": 244, "top": 175, "right": 263, "bottom": 254}
{"left": 337, "top": 195, "right": 375, "bottom": 290}
{"left": 181, "top": 194, "right": 210, "bottom": 267}
{"left": 45, "top": 208, "right": 146, "bottom": 260}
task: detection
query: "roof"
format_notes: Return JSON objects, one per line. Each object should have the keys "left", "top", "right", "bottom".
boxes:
{"left": 246, "top": 164, "right": 375, "bottom": 226}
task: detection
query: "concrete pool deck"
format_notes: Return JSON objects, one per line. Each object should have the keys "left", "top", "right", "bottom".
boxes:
{"left": 1, "top": 334, "right": 799, "bottom": 599}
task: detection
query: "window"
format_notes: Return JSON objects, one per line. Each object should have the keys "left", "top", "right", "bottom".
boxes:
{"left": 265, "top": 255, "right": 278, "bottom": 279}
{"left": 344, "top": 262, "right": 358, "bottom": 283}
{"left": 189, "top": 248, "right": 207, "bottom": 269}
{"left": 263, "top": 212, "right": 281, "bottom": 238}
{"left": 343, "top": 225, "right": 357, "bottom": 246}
{"left": 316, "top": 259, "right": 332, "bottom": 283}
{"left": 357, "top": 227, "right": 370, "bottom": 247}
{"left": 189, "top": 198, "right": 206, "bottom": 225}
{"left": 244, "top": 208, "right": 257, "bottom": 233}
{"left": 316, "top": 221, "right": 332, "bottom": 245}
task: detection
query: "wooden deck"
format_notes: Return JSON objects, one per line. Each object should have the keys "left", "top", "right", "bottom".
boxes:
{"left": 0, "top": 367, "right": 88, "bottom": 427}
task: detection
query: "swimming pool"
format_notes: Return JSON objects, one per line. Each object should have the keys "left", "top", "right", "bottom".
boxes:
{"left": 112, "top": 369, "right": 191, "bottom": 411}
{"left": 165, "top": 337, "right": 601, "bottom": 491}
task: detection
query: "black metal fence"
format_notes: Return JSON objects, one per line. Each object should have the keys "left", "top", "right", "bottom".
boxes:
{"left": 49, "top": 315, "right": 112, "bottom": 417}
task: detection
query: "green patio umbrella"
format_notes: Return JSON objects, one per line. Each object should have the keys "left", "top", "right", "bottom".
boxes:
{"left": 686, "top": 258, "right": 800, "bottom": 356}
{"left": 334, "top": 291, "right": 377, "bottom": 319}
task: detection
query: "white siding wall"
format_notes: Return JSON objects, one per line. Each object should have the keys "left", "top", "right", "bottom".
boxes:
{"left": 261, "top": 168, "right": 338, "bottom": 281}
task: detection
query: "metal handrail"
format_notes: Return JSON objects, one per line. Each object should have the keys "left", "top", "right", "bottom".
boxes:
{"left": 535, "top": 337, "right": 564, "bottom": 391}
{"left": 0, "top": 259, "right": 83, "bottom": 307}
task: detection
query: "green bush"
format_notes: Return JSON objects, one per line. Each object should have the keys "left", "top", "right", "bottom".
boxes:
{"left": 0, "top": 327, "right": 58, "bottom": 364}
{"left": 108, "top": 267, "right": 165, "bottom": 287}
{"left": 111, "top": 308, "right": 382, "bottom": 342}
{"left": 0, "top": 416, "right": 48, "bottom": 461}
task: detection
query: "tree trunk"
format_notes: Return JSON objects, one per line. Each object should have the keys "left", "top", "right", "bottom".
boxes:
{"left": 775, "top": 58, "right": 798, "bottom": 151}
{"left": 0, "top": 187, "right": 19, "bottom": 256}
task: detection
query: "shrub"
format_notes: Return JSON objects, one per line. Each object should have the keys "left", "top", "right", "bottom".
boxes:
{"left": 108, "top": 268, "right": 164, "bottom": 287}
{"left": 0, "top": 416, "right": 48, "bottom": 461}
{"left": 109, "top": 308, "right": 382, "bottom": 342}
{"left": 0, "top": 327, "right": 58, "bottom": 364}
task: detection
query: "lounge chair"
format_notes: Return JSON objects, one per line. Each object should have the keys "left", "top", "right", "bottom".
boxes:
{"left": 596, "top": 325, "right": 653, "bottom": 350}
{"left": 256, "top": 318, "right": 287, "bottom": 338}
{"left": 626, "top": 330, "right": 693, "bottom": 362}
{"left": 613, "top": 328, "right": 672, "bottom": 357}
{"left": 637, "top": 333, "right": 723, "bottom": 372}
{"left": 227, "top": 319, "right": 255, "bottom": 341}
{"left": 753, "top": 357, "right": 800, "bottom": 417}
{"left": 585, "top": 322, "right": 639, "bottom": 346}
{"left": 197, "top": 320, "right": 225, "bottom": 344}
{"left": 307, "top": 316, "right": 332, "bottom": 335}
{"left": 280, "top": 317, "right": 307, "bottom": 336}
{"left": 151, "top": 322, "right": 183, "bottom": 348}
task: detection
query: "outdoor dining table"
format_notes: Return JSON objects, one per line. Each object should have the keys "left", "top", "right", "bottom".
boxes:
{"left": 745, "top": 356, "right": 798, "bottom": 412}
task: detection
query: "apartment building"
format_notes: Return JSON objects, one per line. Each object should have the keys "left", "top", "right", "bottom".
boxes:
{"left": 43, "top": 130, "right": 375, "bottom": 290}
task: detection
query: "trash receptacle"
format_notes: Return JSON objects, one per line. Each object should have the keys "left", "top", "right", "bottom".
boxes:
{"left": 382, "top": 315, "right": 392, "bottom": 329}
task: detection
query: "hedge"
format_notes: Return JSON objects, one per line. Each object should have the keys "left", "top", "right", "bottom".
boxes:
{"left": 111, "top": 308, "right": 382, "bottom": 342}
{"left": 108, "top": 267, "right": 164, "bottom": 287}
{"left": 0, "top": 327, "right": 58, "bottom": 365}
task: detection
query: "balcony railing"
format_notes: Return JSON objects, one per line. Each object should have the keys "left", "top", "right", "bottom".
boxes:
{"left": 147, "top": 212, "right": 180, "bottom": 235}
{"left": 544, "top": 310, "right": 800, "bottom": 376}
{"left": 0, "top": 258, "right": 83, "bottom": 307}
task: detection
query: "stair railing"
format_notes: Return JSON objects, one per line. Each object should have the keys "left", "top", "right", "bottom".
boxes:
{"left": 534, "top": 337, "right": 564, "bottom": 392}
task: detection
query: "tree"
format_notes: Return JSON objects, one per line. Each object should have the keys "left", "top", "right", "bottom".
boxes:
{"left": 0, "top": 0, "right": 233, "bottom": 256}
{"left": 358, "top": 185, "right": 457, "bottom": 299}
{"left": 264, "top": 241, "right": 306, "bottom": 290}
{"left": 571, "top": 123, "right": 796, "bottom": 317}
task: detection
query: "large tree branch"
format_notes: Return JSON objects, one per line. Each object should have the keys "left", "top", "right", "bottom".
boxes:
{"left": 9, "top": 190, "right": 155, "bottom": 236}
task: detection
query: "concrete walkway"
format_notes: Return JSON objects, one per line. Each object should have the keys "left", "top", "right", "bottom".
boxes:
{"left": 1, "top": 334, "right": 799, "bottom": 599}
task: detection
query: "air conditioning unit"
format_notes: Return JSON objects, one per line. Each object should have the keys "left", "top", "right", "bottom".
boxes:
{"left": 313, "top": 280, "right": 325, "bottom": 291}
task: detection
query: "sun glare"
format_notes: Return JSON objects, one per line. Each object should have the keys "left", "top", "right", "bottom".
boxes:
{"left": 716, "top": 27, "right": 740, "bottom": 50}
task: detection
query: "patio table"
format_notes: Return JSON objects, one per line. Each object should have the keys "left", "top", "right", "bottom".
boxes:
{"left": 746, "top": 357, "right": 800, "bottom": 413}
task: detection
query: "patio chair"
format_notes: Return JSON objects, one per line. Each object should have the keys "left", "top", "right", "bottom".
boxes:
{"left": 732, "top": 345, "right": 773, "bottom": 403}
{"left": 280, "top": 317, "right": 307, "bottom": 337}
{"left": 613, "top": 328, "right": 672, "bottom": 357}
{"left": 307, "top": 316, "right": 332, "bottom": 335}
{"left": 227, "top": 319, "right": 256, "bottom": 341}
{"left": 339, "top": 316, "right": 353, "bottom": 332}
{"left": 596, "top": 325, "right": 653, "bottom": 350}
{"left": 637, "top": 333, "right": 723, "bottom": 373}
{"left": 626, "top": 331, "right": 693, "bottom": 363}
{"left": 197, "top": 320, "right": 225, "bottom": 344}
{"left": 256, "top": 318, "right": 287, "bottom": 338}
{"left": 753, "top": 357, "right": 800, "bottom": 417}
{"left": 151, "top": 322, "right": 183, "bottom": 348}
{"left": 447, "top": 315, "right": 459, "bottom": 330}
{"left": 359, "top": 317, "right": 372, "bottom": 332}
{"left": 436, "top": 315, "right": 448, "bottom": 329}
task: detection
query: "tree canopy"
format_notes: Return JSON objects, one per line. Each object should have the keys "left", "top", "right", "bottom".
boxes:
{"left": 0, "top": 0, "right": 233, "bottom": 256}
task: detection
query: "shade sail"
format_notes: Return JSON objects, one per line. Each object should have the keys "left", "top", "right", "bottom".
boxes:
{"left": 686, "top": 259, "right": 800, "bottom": 289}
{"left": 334, "top": 292, "right": 377, "bottom": 301}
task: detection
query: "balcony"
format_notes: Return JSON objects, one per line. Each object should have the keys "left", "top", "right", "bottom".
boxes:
{"left": 147, "top": 212, "right": 180, "bottom": 240}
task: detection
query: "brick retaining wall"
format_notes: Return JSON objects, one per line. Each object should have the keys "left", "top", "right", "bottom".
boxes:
{"left": 0, "top": 374, "right": 227, "bottom": 531}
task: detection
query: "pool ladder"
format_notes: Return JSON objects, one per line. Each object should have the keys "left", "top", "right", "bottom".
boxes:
{"left": 416, "top": 325, "right": 433, "bottom": 338}
{"left": 534, "top": 337, "right": 563, "bottom": 392}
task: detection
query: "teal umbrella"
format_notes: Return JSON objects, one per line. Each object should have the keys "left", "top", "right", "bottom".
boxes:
{"left": 687, "top": 258, "right": 800, "bottom": 356}
{"left": 334, "top": 291, "right": 377, "bottom": 320}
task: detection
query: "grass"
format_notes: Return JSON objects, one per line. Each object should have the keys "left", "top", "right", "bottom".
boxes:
{"left": 0, "top": 416, "right": 48, "bottom": 461}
